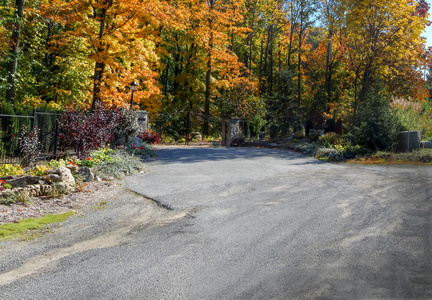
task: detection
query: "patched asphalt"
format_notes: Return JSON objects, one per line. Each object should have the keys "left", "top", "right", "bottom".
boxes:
{"left": 0, "top": 146, "right": 431, "bottom": 299}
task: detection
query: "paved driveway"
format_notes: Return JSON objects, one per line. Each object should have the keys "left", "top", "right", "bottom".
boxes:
{"left": 1, "top": 146, "right": 431, "bottom": 299}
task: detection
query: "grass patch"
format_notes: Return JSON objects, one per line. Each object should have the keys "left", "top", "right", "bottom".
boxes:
{"left": 0, "top": 211, "right": 75, "bottom": 241}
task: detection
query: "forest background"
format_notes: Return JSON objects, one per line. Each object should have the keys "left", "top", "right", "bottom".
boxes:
{"left": 1, "top": 0, "right": 432, "bottom": 149}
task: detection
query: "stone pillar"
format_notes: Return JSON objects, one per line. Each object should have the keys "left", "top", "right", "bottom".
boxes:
{"left": 136, "top": 110, "right": 149, "bottom": 134}
{"left": 222, "top": 117, "right": 240, "bottom": 147}
{"left": 397, "top": 131, "right": 421, "bottom": 152}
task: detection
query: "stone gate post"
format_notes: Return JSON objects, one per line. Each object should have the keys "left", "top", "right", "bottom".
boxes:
{"left": 222, "top": 117, "right": 240, "bottom": 147}
{"left": 135, "top": 110, "right": 149, "bottom": 134}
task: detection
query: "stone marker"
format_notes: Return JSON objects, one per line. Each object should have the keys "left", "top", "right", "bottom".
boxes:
{"left": 421, "top": 141, "right": 432, "bottom": 148}
{"left": 397, "top": 131, "right": 421, "bottom": 152}
{"left": 191, "top": 132, "right": 202, "bottom": 141}
{"left": 79, "top": 166, "right": 94, "bottom": 182}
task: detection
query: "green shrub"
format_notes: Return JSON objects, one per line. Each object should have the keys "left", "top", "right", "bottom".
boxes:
{"left": 28, "top": 165, "right": 52, "bottom": 176}
{"left": 251, "top": 116, "right": 266, "bottom": 139}
{"left": 0, "top": 190, "right": 30, "bottom": 205}
{"left": 161, "top": 136, "right": 175, "bottom": 143}
{"left": 202, "top": 136, "right": 214, "bottom": 142}
{"left": 92, "top": 149, "right": 146, "bottom": 180}
{"left": 91, "top": 147, "right": 114, "bottom": 162}
{"left": 19, "top": 126, "right": 41, "bottom": 166}
{"left": 46, "top": 158, "right": 67, "bottom": 167}
{"left": 319, "top": 132, "right": 342, "bottom": 147}
{"left": 77, "top": 157, "right": 96, "bottom": 168}
{"left": 350, "top": 85, "right": 402, "bottom": 151}
{"left": 393, "top": 102, "right": 432, "bottom": 140}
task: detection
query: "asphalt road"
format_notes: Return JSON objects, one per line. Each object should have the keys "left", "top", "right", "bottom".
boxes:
{"left": 0, "top": 146, "right": 431, "bottom": 299}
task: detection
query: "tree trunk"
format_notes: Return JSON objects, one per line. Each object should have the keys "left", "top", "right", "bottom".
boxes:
{"left": 263, "top": 27, "right": 271, "bottom": 94}
{"left": 248, "top": 0, "right": 258, "bottom": 71}
{"left": 5, "top": 0, "right": 26, "bottom": 105}
{"left": 325, "top": 29, "right": 333, "bottom": 103}
{"left": 269, "top": 26, "right": 274, "bottom": 94}
{"left": 204, "top": 46, "right": 212, "bottom": 135}
{"left": 359, "top": 56, "right": 375, "bottom": 103}
{"left": 173, "top": 40, "right": 182, "bottom": 92}
{"left": 203, "top": 0, "right": 214, "bottom": 136}
{"left": 259, "top": 39, "right": 264, "bottom": 91}
{"left": 297, "top": 17, "right": 303, "bottom": 107}
{"left": 91, "top": 7, "right": 108, "bottom": 111}
{"left": 287, "top": 25, "right": 295, "bottom": 69}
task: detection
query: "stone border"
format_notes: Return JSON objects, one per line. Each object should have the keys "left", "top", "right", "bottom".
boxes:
{"left": 0, "top": 166, "right": 95, "bottom": 201}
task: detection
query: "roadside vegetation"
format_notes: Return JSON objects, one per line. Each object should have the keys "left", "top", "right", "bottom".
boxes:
{"left": 0, "top": 212, "right": 74, "bottom": 241}
{"left": 1, "top": 0, "right": 431, "bottom": 145}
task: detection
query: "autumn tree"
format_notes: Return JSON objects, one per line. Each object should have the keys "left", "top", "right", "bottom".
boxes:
{"left": 159, "top": 0, "right": 259, "bottom": 136}
{"left": 317, "top": 0, "right": 345, "bottom": 106}
{"left": 343, "top": 0, "right": 429, "bottom": 106}
{"left": 42, "top": 0, "right": 168, "bottom": 112}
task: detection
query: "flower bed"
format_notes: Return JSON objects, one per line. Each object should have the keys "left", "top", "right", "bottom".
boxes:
{"left": 0, "top": 143, "right": 153, "bottom": 205}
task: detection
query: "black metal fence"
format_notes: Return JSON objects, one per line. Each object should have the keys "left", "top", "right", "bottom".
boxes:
{"left": 0, "top": 109, "right": 59, "bottom": 164}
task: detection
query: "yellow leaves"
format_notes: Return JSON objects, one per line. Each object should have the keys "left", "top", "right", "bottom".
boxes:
{"left": 40, "top": 0, "right": 167, "bottom": 109}
{"left": 20, "top": 96, "right": 44, "bottom": 108}
{"left": 340, "top": 0, "right": 429, "bottom": 100}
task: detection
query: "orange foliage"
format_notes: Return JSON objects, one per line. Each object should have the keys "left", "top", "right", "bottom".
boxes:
{"left": 40, "top": 0, "right": 174, "bottom": 112}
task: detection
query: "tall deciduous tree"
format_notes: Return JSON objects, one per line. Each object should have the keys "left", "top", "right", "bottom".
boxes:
{"left": 5, "top": 0, "right": 25, "bottom": 105}
{"left": 343, "top": 0, "right": 429, "bottom": 105}
{"left": 43, "top": 0, "right": 168, "bottom": 111}
{"left": 163, "top": 0, "right": 257, "bottom": 135}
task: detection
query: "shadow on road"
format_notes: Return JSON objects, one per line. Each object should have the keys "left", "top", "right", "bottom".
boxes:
{"left": 152, "top": 146, "right": 327, "bottom": 165}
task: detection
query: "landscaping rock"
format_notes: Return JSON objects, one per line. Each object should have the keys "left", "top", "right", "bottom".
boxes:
{"left": 421, "top": 141, "right": 432, "bottom": 149}
{"left": 48, "top": 174, "right": 62, "bottom": 183}
{"left": 66, "top": 165, "right": 79, "bottom": 173}
{"left": 79, "top": 166, "right": 94, "bottom": 182}
{"left": 40, "top": 184, "right": 54, "bottom": 195}
{"left": 191, "top": 132, "right": 202, "bottom": 141}
{"left": 0, "top": 166, "right": 80, "bottom": 203}
{"left": 52, "top": 182, "right": 70, "bottom": 193}
{"left": 6, "top": 176, "right": 41, "bottom": 188}
{"left": 46, "top": 167, "right": 75, "bottom": 186}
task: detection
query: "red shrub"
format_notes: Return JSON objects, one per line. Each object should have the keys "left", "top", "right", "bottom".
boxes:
{"left": 138, "top": 131, "right": 161, "bottom": 144}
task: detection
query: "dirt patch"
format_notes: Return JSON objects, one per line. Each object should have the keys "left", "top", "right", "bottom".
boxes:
{"left": 0, "top": 181, "right": 120, "bottom": 225}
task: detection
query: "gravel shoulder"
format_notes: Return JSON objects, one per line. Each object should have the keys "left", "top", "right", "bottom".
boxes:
{"left": 0, "top": 181, "right": 119, "bottom": 225}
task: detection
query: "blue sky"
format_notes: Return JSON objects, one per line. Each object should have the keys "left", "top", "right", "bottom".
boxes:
{"left": 423, "top": 0, "right": 432, "bottom": 47}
